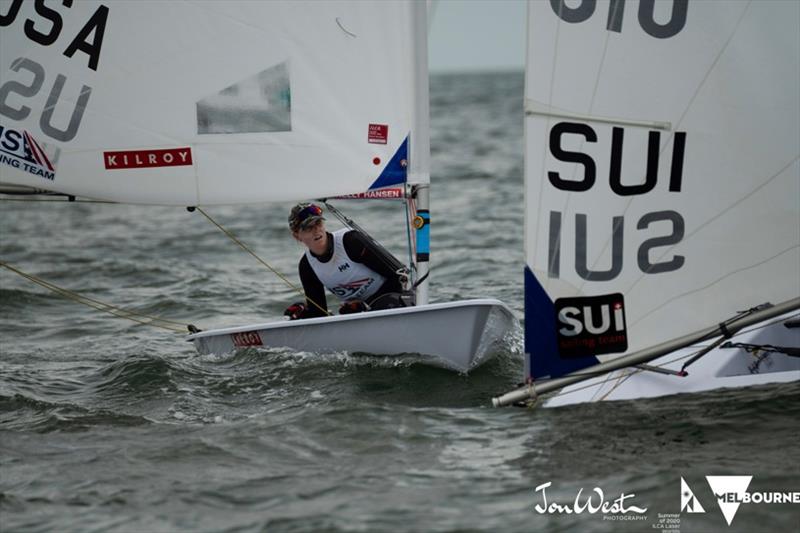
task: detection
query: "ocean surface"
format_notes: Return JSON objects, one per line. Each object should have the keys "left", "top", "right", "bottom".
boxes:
{"left": 1, "top": 71, "right": 798, "bottom": 533}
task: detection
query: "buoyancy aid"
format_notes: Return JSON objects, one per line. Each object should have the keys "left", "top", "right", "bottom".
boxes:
{"left": 305, "top": 229, "right": 386, "bottom": 302}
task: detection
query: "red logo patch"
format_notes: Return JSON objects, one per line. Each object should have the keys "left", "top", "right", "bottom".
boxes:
{"left": 368, "top": 124, "right": 388, "bottom": 144}
{"left": 231, "top": 331, "right": 263, "bottom": 348}
{"left": 103, "top": 147, "right": 193, "bottom": 169}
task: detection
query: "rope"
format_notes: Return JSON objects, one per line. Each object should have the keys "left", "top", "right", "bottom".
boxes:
{"left": 0, "top": 196, "right": 115, "bottom": 204}
{"left": 195, "top": 207, "right": 330, "bottom": 316}
{"left": 0, "top": 260, "right": 191, "bottom": 333}
{"left": 722, "top": 342, "right": 800, "bottom": 358}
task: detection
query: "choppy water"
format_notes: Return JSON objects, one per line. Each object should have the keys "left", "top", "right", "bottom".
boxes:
{"left": 1, "top": 72, "right": 798, "bottom": 532}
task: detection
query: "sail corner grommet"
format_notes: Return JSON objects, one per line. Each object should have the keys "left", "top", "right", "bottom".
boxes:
{"left": 186, "top": 206, "right": 196, "bottom": 212}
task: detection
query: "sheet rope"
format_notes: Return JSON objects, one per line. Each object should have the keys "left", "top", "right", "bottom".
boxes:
{"left": 0, "top": 260, "right": 192, "bottom": 333}
{"left": 195, "top": 207, "right": 331, "bottom": 316}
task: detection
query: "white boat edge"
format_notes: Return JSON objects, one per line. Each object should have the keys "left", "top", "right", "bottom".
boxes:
{"left": 187, "top": 299, "right": 520, "bottom": 373}
{"left": 543, "top": 311, "right": 800, "bottom": 407}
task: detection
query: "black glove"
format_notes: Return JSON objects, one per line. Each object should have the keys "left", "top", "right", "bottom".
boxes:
{"left": 284, "top": 302, "right": 306, "bottom": 320}
{"left": 339, "top": 300, "right": 368, "bottom": 315}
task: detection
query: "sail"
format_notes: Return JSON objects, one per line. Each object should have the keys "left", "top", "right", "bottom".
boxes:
{"left": 0, "top": 0, "right": 429, "bottom": 205}
{"left": 524, "top": 1, "right": 800, "bottom": 379}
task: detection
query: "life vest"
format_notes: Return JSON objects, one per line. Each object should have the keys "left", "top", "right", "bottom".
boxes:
{"left": 305, "top": 229, "right": 386, "bottom": 302}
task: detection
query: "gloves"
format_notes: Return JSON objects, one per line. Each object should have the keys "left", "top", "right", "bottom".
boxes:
{"left": 339, "top": 300, "right": 368, "bottom": 315}
{"left": 284, "top": 302, "right": 306, "bottom": 320}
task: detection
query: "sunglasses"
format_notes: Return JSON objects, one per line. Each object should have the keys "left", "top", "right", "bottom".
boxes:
{"left": 297, "top": 204, "right": 323, "bottom": 222}
{"left": 291, "top": 204, "right": 324, "bottom": 230}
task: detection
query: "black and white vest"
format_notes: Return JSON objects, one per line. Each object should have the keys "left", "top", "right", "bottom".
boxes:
{"left": 305, "top": 229, "right": 385, "bottom": 302}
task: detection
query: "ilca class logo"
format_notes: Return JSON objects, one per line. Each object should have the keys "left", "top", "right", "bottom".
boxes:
{"left": 680, "top": 477, "right": 705, "bottom": 513}
{"left": 0, "top": 125, "right": 57, "bottom": 181}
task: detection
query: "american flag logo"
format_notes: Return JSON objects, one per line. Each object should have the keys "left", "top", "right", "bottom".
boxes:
{"left": 22, "top": 131, "right": 55, "bottom": 172}
{"left": 0, "top": 125, "right": 57, "bottom": 181}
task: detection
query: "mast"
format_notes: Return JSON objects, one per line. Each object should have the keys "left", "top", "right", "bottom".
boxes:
{"left": 409, "top": 0, "right": 431, "bottom": 306}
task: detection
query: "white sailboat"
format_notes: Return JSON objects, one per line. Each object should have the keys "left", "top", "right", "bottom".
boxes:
{"left": 0, "top": 1, "right": 516, "bottom": 372}
{"left": 494, "top": 0, "right": 799, "bottom": 406}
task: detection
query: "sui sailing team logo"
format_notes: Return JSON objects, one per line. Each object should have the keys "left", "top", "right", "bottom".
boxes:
{"left": 554, "top": 293, "right": 628, "bottom": 358}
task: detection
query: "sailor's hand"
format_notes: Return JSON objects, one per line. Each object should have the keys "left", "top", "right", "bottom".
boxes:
{"left": 284, "top": 302, "right": 306, "bottom": 320}
{"left": 339, "top": 300, "right": 368, "bottom": 314}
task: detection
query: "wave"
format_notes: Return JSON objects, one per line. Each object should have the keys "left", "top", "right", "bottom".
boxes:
{"left": 0, "top": 288, "right": 62, "bottom": 308}
{"left": 85, "top": 354, "right": 187, "bottom": 398}
{"left": 0, "top": 392, "right": 151, "bottom": 432}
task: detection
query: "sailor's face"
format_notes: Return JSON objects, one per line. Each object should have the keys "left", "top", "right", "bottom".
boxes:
{"left": 294, "top": 221, "right": 327, "bottom": 254}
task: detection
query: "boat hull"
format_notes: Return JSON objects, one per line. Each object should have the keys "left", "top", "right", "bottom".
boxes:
{"left": 187, "top": 299, "right": 517, "bottom": 372}
{"left": 544, "top": 312, "right": 800, "bottom": 407}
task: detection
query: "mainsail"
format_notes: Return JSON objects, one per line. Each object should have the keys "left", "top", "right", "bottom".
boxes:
{"left": 2, "top": 0, "right": 516, "bottom": 371}
{"left": 0, "top": 0, "right": 430, "bottom": 205}
{"left": 522, "top": 1, "right": 799, "bottom": 381}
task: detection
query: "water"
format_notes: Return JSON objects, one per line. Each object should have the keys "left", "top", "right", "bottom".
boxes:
{"left": 1, "top": 72, "right": 798, "bottom": 532}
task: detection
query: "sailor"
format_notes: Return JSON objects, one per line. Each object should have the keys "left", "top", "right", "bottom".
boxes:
{"left": 284, "top": 202, "right": 409, "bottom": 320}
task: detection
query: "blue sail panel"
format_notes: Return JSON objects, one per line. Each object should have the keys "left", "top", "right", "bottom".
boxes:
{"left": 525, "top": 266, "right": 599, "bottom": 380}
{"left": 368, "top": 135, "right": 408, "bottom": 190}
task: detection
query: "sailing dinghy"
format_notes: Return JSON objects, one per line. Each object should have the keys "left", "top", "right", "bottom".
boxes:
{"left": 0, "top": 1, "right": 516, "bottom": 372}
{"left": 495, "top": 0, "right": 799, "bottom": 406}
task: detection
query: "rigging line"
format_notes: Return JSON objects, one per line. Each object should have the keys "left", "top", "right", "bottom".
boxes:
{"left": 0, "top": 197, "right": 116, "bottom": 204}
{"left": 403, "top": 193, "right": 416, "bottom": 284}
{"left": 722, "top": 342, "right": 800, "bottom": 358}
{"left": 194, "top": 207, "right": 331, "bottom": 317}
{"left": 597, "top": 369, "right": 640, "bottom": 402}
{"left": 2, "top": 264, "right": 188, "bottom": 329}
{"left": 589, "top": 363, "right": 628, "bottom": 402}
{"left": 546, "top": 349, "right": 695, "bottom": 402}
{"left": 0, "top": 261, "right": 189, "bottom": 332}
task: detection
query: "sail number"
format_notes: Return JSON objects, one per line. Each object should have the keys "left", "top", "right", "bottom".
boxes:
{"left": 551, "top": 0, "right": 688, "bottom": 39}
{"left": 547, "top": 122, "right": 687, "bottom": 281}
{"left": 0, "top": 1, "right": 109, "bottom": 143}
{"left": 0, "top": 0, "right": 108, "bottom": 71}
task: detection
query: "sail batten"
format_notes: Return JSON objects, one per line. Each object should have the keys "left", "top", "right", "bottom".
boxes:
{"left": 525, "top": 100, "right": 672, "bottom": 131}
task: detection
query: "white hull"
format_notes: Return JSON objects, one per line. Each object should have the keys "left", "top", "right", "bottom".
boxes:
{"left": 544, "top": 312, "right": 800, "bottom": 407}
{"left": 187, "top": 299, "right": 517, "bottom": 373}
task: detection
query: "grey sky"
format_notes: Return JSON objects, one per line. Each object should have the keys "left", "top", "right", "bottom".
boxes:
{"left": 428, "top": 0, "right": 526, "bottom": 72}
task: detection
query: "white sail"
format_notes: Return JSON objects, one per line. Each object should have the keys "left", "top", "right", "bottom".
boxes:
{"left": 523, "top": 1, "right": 799, "bottom": 379}
{"left": 0, "top": 0, "right": 429, "bottom": 205}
